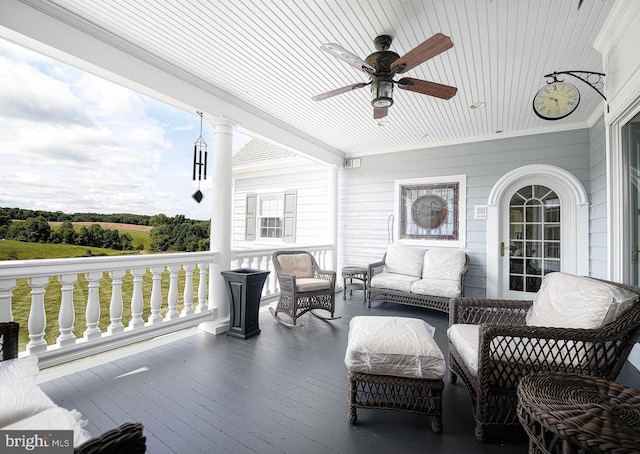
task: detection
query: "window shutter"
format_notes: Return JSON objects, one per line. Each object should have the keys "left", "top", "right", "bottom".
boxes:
{"left": 245, "top": 193, "right": 256, "bottom": 241}
{"left": 283, "top": 190, "right": 297, "bottom": 243}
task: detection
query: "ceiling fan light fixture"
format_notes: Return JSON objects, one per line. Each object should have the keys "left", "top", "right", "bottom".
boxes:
{"left": 371, "top": 77, "right": 394, "bottom": 108}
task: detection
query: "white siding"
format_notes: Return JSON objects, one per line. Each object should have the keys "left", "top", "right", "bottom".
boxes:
{"left": 589, "top": 116, "right": 607, "bottom": 279}
{"left": 338, "top": 129, "right": 592, "bottom": 297}
{"left": 233, "top": 165, "right": 330, "bottom": 249}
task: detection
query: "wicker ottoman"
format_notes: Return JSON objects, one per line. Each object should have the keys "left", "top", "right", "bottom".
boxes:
{"left": 344, "top": 316, "right": 446, "bottom": 433}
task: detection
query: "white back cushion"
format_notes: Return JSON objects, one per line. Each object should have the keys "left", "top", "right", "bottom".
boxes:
{"left": 384, "top": 242, "right": 425, "bottom": 278}
{"left": 526, "top": 272, "right": 638, "bottom": 329}
{"left": 422, "top": 249, "right": 466, "bottom": 280}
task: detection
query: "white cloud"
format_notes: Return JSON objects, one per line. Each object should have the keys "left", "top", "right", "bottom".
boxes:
{"left": 0, "top": 38, "right": 213, "bottom": 218}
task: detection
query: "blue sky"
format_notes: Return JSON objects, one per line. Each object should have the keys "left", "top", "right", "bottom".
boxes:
{"left": 0, "top": 37, "right": 250, "bottom": 220}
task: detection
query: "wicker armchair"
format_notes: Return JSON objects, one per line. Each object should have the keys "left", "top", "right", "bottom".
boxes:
{"left": 270, "top": 250, "right": 338, "bottom": 326}
{"left": 448, "top": 278, "right": 640, "bottom": 443}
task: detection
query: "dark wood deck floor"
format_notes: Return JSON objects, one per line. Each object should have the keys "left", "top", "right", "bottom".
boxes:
{"left": 38, "top": 293, "right": 640, "bottom": 454}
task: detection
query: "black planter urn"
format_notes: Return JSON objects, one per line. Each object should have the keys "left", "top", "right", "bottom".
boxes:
{"left": 221, "top": 268, "right": 270, "bottom": 339}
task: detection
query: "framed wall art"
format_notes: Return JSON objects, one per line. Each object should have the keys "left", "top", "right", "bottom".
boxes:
{"left": 394, "top": 175, "right": 467, "bottom": 248}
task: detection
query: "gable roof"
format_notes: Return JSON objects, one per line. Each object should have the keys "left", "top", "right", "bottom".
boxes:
{"left": 232, "top": 139, "right": 296, "bottom": 166}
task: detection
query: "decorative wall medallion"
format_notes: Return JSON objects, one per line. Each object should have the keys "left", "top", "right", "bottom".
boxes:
{"left": 395, "top": 176, "right": 465, "bottom": 246}
{"left": 411, "top": 194, "right": 448, "bottom": 229}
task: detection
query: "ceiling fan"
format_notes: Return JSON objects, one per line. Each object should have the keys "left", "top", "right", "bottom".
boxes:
{"left": 312, "top": 33, "right": 458, "bottom": 119}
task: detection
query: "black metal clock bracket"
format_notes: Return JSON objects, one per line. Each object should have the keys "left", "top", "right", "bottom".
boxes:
{"left": 544, "top": 70, "right": 608, "bottom": 111}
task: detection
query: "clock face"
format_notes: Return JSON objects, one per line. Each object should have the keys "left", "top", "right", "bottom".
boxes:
{"left": 533, "top": 81, "right": 580, "bottom": 120}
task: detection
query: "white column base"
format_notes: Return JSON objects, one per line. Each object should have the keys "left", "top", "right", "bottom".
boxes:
{"left": 198, "top": 318, "right": 230, "bottom": 335}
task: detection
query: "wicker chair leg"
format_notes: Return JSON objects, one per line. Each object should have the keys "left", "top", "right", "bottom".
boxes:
{"left": 348, "top": 378, "right": 358, "bottom": 424}
{"left": 431, "top": 417, "right": 442, "bottom": 434}
{"left": 475, "top": 424, "right": 487, "bottom": 443}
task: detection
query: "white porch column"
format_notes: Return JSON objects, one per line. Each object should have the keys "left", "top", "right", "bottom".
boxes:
{"left": 328, "top": 166, "right": 338, "bottom": 271}
{"left": 200, "top": 117, "right": 235, "bottom": 335}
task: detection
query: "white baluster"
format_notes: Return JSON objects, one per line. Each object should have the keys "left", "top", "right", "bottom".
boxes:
{"left": 148, "top": 266, "right": 164, "bottom": 324}
{"left": 129, "top": 268, "right": 146, "bottom": 329}
{"left": 107, "top": 269, "right": 125, "bottom": 334}
{"left": 0, "top": 278, "right": 16, "bottom": 322}
{"left": 181, "top": 263, "right": 195, "bottom": 316}
{"left": 56, "top": 273, "right": 77, "bottom": 347}
{"left": 196, "top": 262, "right": 209, "bottom": 313}
{"left": 165, "top": 265, "right": 180, "bottom": 320}
{"left": 83, "top": 271, "right": 103, "bottom": 340}
{"left": 27, "top": 276, "right": 49, "bottom": 354}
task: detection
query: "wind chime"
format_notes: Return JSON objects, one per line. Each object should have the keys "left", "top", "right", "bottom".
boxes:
{"left": 192, "top": 111, "right": 207, "bottom": 203}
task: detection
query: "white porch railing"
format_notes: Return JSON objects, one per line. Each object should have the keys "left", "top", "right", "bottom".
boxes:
{"left": 0, "top": 244, "right": 333, "bottom": 368}
{"left": 0, "top": 251, "right": 218, "bottom": 368}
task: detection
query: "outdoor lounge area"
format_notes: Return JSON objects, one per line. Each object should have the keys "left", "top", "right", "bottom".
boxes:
{"left": 30, "top": 293, "right": 640, "bottom": 454}
{"left": 3, "top": 1, "right": 640, "bottom": 452}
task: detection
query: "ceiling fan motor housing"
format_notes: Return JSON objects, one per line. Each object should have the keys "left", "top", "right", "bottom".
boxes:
{"left": 366, "top": 50, "right": 400, "bottom": 108}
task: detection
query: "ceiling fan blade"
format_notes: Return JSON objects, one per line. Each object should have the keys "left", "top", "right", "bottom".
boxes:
{"left": 312, "top": 82, "right": 369, "bottom": 101}
{"left": 397, "top": 78, "right": 457, "bottom": 100}
{"left": 391, "top": 33, "right": 453, "bottom": 74}
{"left": 374, "top": 107, "right": 388, "bottom": 119}
{"left": 320, "top": 43, "right": 376, "bottom": 75}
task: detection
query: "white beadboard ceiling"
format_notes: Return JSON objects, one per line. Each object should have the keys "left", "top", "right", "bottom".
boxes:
{"left": 32, "top": 0, "right": 612, "bottom": 157}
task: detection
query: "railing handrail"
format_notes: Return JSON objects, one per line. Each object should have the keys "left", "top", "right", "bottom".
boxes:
{"left": 0, "top": 251, "right": 217, "bottom": 279}
{"left": 232, "top": 244, "right": 333, "bottom": 261}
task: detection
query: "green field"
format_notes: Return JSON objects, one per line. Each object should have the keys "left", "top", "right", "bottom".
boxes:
{"left": 0, "top": 239, "right": 124, "bottom": 260}
{"left": 0, "top": 237, "right": 205, "bottom": 351}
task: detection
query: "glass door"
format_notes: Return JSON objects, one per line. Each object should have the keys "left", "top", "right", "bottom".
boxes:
{"left": 622, "top": 114, "right": 640, "bottom": 285}
{"left": 507, "top": 185, "right": 561, "bottom": 295}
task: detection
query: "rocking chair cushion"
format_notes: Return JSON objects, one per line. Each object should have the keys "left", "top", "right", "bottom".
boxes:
{"left": 526, "top": 272, "right": 638, "bottom": 329}
{"left": 277, "top": 253, "right": 314, "bottom": 278}
{"left": 296, "top": 278, "right": 332, "bottom": 292}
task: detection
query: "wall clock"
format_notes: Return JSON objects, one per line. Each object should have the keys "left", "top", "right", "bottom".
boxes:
{"left": 532, "top": 81, "right": 580, "bottom": 120}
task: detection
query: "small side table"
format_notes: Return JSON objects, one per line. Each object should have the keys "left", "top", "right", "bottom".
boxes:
{"left": 517, "top": 372, "right": 640, "bottom": 454}
{"left": 342, "top": 266, "right": 368, "bottom": 301}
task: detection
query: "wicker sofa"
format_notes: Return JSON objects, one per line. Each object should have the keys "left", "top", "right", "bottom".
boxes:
{"left": 367, "top": 242, "right": 470, "bottom": 313}
{"left": 0, "top": 322, "right": 146, "bottom": 453}
{"left": 448, "top": 273, "right": 640, "bottom": 443}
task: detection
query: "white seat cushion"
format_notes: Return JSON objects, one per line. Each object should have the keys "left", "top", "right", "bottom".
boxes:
{"left": 447, "top": 324, "right": 480, "bottom": 376}
{"left": 410, "top": 279, "right": 461, "bottom": 298}
{"left": 383, "top": 242, "right": 425, "bottom": 278}
{"left": 526, "top": 272, "right": 638, "bottom": 329}
{"left": 345, "top": 316, "right": 445, "bottom": 379}
{"left": 412, "top": 249, "right": 466, "bottom": 297}
{"left": 448, "top": 323, "right": 594, "bottom": 377}
{"left": 295, "top": 277, "right": 332, "bottom": 292}
{"left": 370, "top": 272, "right": 420, "bottom": 293}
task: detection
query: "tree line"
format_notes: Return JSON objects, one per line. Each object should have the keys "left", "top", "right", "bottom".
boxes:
{"left": 1, "top": 217, "right": 136, "bottom": 250}
{"left": 0, "top": 208, "right": 210, "bottom": 253}
{"left": 0, "top": 207, "right": 151, "bottom": 225}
